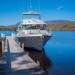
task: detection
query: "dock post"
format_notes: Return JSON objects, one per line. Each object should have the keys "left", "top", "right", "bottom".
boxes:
{"left": 0, "top": 42, "right": 2, "bottom": 57}
{"left": 12, "top": 33, "right": 15, "bottom": 40}
{"left": 0, "top": 33, "right": 6, "bottom": 56}
{"left": 4, "top": 36, "right": 6, "bottom": 48}
{"left": 1, "top": 33, "right": 5, "bottom": 38}
{"left": 18, "top": 42, "right": 20, "bottom": 46}
{"left": 36, "top": 60, "right": 40, "bottom": 66}
{"left": 2, "top": 40, "right": 5, "bottom": 52}
{"left": 22, "top": 43, "right": 24, "bottom": 50}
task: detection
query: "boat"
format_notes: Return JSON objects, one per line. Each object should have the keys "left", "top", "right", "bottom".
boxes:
{"left": 16, "top": 0, "right": 52, "bottom": 51}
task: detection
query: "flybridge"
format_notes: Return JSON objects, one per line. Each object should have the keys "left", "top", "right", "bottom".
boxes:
{"left": 22, "top": 18, "right": 46, "bottom": 25}
{"left": 22, "top": 12, "right": 41, "bottom": 19}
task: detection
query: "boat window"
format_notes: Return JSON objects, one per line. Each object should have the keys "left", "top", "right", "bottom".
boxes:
{"left": 43, "top": 24, "right": 46, "bottom": 29}
{"left": 22, "top": 24, "right": 46, "bottom": 30}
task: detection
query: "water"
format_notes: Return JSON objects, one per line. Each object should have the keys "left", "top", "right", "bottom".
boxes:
{"left": 0, "top": 31, "right": 75, "bottom": 75}
{"left": 0, "top": 31, "right": 16, "bottom": 38}
{"left": 44, "top": 31, "right": 75, "bottom": 75}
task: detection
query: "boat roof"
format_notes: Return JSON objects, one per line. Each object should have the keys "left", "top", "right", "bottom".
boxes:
{"left": 22, "top": 12, "right": 40, "bottom": 15}
{"left": 22, "top": 18, "right": 46, "bottom": 25}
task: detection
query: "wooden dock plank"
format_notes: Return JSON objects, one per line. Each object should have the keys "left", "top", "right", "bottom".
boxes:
{"left": 6, "top": 36, "right": 44, "bottom": 75}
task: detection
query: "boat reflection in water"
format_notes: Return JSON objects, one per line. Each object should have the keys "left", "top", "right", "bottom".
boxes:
{"left": 24, "top": 48, "right": 52, "bottom": 72}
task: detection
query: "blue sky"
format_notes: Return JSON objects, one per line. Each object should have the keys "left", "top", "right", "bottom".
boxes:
{"left": 0, "top": 0, "right": 75, "bottom": 25}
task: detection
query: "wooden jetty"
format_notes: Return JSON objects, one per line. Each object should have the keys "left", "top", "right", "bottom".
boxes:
{"left": 0, "top": 35, "right": 45, "bottom": 75}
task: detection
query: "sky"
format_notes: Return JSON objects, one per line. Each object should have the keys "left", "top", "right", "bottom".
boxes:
{"left": 0, "top": 0, "right": 75, "bottom": 25}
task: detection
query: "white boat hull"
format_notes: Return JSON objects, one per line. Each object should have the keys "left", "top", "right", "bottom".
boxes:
{"left": 17, "top": 35, "right": 51, "bottom": 51}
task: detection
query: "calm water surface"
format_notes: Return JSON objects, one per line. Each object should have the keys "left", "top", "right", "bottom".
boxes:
{"left": 0, "top": 31, "right": 75, "bottom": 75}
{"left": 44, "top": 31, "right": 75, "bottom": 75}
{"left": 0, "top": 31, "right": 16, "bottom": 38}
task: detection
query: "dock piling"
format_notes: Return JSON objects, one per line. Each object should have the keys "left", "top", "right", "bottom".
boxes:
{"left": 18, "top": 42, "right": 20, "bottom": 46}
{"left": 0, "top": 33, "right": 6, "bottom": 57}
{"left": 22, "top": 43, "right": 24, "bottom": 50}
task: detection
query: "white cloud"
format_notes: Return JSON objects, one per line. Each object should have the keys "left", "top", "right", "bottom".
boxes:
{"left": 57, "top": 6, "right": 63, "bottom": 10}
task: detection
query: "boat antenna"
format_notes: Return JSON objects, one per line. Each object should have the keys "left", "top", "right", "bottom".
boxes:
{"left": 38, "top": 0, "right": 40, "bottom": 12}
{"left": 30, "top": 0, "right": 32, "bottom": 12}
{"left": 38, "top": 0, "right": 41, "bottom": 19}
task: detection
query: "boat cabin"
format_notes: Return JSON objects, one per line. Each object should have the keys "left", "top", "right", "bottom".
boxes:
{"left": 18, "top": 12, "right": 46, "bottom": 30}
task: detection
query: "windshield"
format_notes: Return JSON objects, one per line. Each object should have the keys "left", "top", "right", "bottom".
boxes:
{"left": 22, "top": 24, "right": 46, "bottom": 30}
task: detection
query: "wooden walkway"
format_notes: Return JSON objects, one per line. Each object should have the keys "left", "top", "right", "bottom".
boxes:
{"left": 0, "top": 36, "right": 45, "bottom": 75}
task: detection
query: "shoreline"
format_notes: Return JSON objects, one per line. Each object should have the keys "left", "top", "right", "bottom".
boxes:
{"left": 0, "top": 30, "right": 75, "bottom": 31}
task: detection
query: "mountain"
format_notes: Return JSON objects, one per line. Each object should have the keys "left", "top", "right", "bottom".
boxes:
{"left": 0, "top": 20, "right": 75, "bottom": 31}
{"left": 7, "top": 22, "right": 21, "bottom": 27}
{"left": 0, "top": 25, "right": 17, "bottom": 31}
{"left": 46, "top": 21, "right": 75, "bottom": 31}
{"left": 45, "top": 20, "right": 71, "bottom": 25}
{"left": 0, "top": 22, "right": 20, "bottom": 31}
